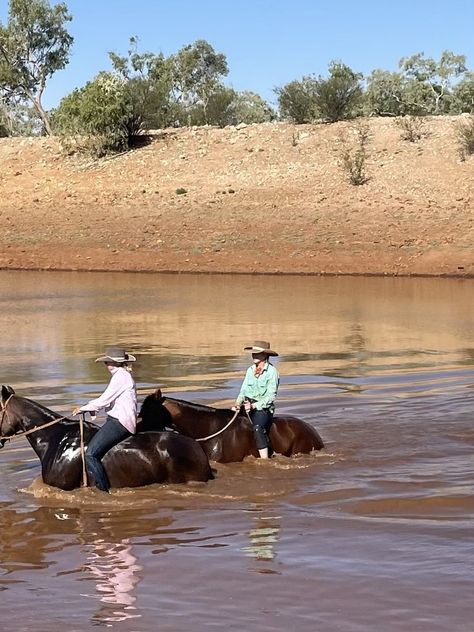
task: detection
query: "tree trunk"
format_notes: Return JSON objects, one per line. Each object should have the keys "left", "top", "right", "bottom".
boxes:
{"left": 32, "top": 97, "right": 52, "bottom": 135}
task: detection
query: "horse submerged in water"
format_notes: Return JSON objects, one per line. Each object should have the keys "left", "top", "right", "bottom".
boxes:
{"left": 0, "top": 385, "right": 213, "bottom": 491}
{"left": 139, "top": 388, "right": 324, "bottom": 463}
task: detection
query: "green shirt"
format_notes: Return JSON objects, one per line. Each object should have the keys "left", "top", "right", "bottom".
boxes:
{"left": 236, "top": 362, "right": 279, "bottom": 412}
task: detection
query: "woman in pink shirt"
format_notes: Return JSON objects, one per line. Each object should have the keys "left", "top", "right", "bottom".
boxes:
{"left": 73, "top": 347, "right": 137, "bottom": 493}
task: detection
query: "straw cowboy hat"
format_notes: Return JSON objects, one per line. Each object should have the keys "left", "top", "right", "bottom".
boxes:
{"left": 94, "top": 347, "right": 137, "bottom": 363}
{"left": 243, "top": 341, "right": 278, "bottom": 357}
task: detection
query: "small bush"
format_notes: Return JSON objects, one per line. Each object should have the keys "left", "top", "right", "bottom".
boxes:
{"left": 275, "top": 77, "right": 319, "bottom": 123}
{"left": 338, "top": 123, "right": 371, "bottom": 185}
{"left": 314, "top": 62, "right": 364, "bottom": 123}
{"left": 53, "top": 72, "right": 143, "bottom": 157}
{"left": 455, "top": 115, "right": 474, "bottom": 160}
{"left": 175, "top": 187, "right": 187, "bottom": 195}
{"left": 395, "top": 115, "right": 425, "bottom": 142}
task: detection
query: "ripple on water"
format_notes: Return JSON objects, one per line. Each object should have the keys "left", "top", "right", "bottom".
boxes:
{"left": 346, "top": 493, "right": 474, "bottom": 522}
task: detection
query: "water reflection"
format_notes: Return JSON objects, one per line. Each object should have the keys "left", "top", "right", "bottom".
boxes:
{"left": 241, "top": 506, "right": 281, "bottom": 565}
{"left": 0, "top": 503, "right": 144, "bottom": 625}
{"left": 84, "top": 537, "right": 142, "bottom": 626}
{"left": 0, "top": 505, "right": 64, "bottom": 573}
{"left": 1, "top": 272, "right": 474, "bottom": 402}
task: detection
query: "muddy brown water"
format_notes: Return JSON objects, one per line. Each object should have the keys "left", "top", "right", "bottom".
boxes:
{"left": 0, "top": 271, "right": 473, "bottom": 631}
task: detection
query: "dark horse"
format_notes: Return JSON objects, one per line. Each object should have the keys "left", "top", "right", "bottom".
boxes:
{"left": 0, "top": 385, "right": 213, "bottom": 491}
{"left": 139, "top": 389, "right": 324, "bottom": 463}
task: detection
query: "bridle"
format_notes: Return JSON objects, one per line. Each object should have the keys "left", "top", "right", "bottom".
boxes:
{"left": 0, "top": 394, "right": 14, "bottom": 440}
{"left": 0, "top": 393, "right": 88, "bottom": 486}
{"left": 0, "top": 395, "right": 72, "bottom": 444}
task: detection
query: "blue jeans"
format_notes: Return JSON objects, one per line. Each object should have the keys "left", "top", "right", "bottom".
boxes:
{"left": 249, "top": 409, "right": 273, "bottom": 451}
{"left": 85, "top": 416, "right": 131, "bottom": 492}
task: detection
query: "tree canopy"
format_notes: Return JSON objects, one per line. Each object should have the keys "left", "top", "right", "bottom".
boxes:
{"left": 2, "top": 2, "right": 473, "bottom": 148}
{"left": 0, "top": 0, "right": 73, "bottom": 134}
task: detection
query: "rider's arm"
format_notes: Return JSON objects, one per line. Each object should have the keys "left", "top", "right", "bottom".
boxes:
{"left": 235, "top": 367, "right": 252, "bottom": 407}
{"left": 80, "top": 371, "right": 126, "bottom": 413}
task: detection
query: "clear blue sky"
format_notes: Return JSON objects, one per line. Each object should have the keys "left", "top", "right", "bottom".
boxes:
{"left": 1, "top": 0, "right": 474, "bottom": 109}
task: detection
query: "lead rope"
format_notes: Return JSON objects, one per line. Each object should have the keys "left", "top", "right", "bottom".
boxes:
{"left": 79, "top": 412, "right": 88, "bottom": 488}
{"left": 0, "top": 396, "right": 88, "bottom": 487}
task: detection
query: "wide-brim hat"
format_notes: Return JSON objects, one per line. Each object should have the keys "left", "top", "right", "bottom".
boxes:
{"left": 243, "top": 340, "right": 278, "bottom": 357}
{"left": 95, "top": 347, "right": 136, "bottom": 363}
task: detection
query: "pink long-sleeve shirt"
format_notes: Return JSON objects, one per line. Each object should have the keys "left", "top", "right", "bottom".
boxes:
{"left": 80, "top": 366, "right": 137, "bottom": 434}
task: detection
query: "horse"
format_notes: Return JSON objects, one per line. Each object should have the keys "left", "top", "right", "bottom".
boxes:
{"left": 138, "top": 388, "right": 324, "bottom": 463}
{"left": 0, "top": 385, "right": 213, "bottom": 491}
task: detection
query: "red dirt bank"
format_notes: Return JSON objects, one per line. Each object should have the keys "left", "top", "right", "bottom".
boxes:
{"left": 0, "top": 117, "right": 473, "bottom": 276}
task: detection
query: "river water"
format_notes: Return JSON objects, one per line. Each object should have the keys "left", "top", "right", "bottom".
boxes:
{"left": 0, "top": 270, "right": 473, "bottom": 632}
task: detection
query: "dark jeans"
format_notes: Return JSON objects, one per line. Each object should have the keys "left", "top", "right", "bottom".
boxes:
{"left": 249, "top": 409, "right": 273, "bottom": 451}
{"left": 85, "top": 416, "right": 131, "bottom": 492}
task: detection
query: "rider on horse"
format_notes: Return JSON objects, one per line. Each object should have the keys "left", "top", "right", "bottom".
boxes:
{"left": 73, "top": 347, "right": 137, "bottom": 492}
{"left": 233, "top": 341, "right": 279, "bottom": 459}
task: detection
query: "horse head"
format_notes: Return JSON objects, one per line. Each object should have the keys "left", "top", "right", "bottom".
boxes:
{"left": 138, "top": 388, "right": 171, "bottom": 432}
{"left": 0, "top": 385, "right": 18, "bottom": 447}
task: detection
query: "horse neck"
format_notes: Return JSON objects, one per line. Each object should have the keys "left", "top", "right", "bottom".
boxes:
{"left": 165, "top": 399, "right": 228, "bottom": 438}
{"left": 14, "top": 399, "right": 69, "bottom": 461}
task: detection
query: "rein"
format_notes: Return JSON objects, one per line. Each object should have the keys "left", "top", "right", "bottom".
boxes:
{"left": 0, "top": 395, "right": 88, "bottom": 487}
{"left": 0, "top": 415, "right": 70, "bottom": 442}
{"left": 194, "top": 408, "right": 242, "bottom": 442}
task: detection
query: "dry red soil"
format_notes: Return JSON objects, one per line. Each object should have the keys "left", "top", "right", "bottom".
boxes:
{"left": 0, "top": 116, "right": 473, "bottom": 276}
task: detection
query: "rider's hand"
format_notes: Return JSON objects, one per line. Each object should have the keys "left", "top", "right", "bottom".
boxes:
{"left": 72, "top": 407, "right": 82, "bottom": 416}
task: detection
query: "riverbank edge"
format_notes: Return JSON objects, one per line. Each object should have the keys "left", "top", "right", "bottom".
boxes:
{"left": 1, "top": 263, "right": 472, "bottom": 278}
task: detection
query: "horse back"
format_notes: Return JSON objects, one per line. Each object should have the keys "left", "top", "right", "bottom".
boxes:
{"left": 109, "top": 432, "right": 214, "bottom": 484}
{"left": 270, "top": 415, "right": 324, "bottom": 454}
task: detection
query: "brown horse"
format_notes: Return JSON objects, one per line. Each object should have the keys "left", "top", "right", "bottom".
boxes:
{"left": 138, "top": 389, "right": 324, "bottom": 463}
{"left": 0, "top": 385, "right": 213, "bottom": 491}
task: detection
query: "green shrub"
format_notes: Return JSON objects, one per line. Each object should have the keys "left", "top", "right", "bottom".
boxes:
{"left": 228, "top": 91, "right": 274, "bottom": 125}
{"left": 338, "top": 123, "right": 371, "bottom": 185}
{"left": 275, "top": 77, "right": 319, "bottom": 123}
{"left": 455, "top": 116, "right": 474, "bottom": 160}
{"left": 314, "top": 62, "right": 363, "bottom": 122}
{"left": 186, "top": 87, "right": 275, "bottom": 127}
{"left": 451, "top": 73, "right": 474, "bottom": 113}
{"left": 52, "top": 72, "right": 144, "bottom": 156}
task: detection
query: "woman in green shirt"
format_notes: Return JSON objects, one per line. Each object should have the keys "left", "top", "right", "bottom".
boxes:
{"left": 233, "top": 341, "right": 280, "bottom": 459}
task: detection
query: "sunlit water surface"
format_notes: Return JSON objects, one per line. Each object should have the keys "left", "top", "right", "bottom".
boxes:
{"left": 0, "top": 271, "right": 473, "bottom": 631}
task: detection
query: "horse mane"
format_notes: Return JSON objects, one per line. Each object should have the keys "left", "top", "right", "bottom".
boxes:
{"left": 165, "top": 396, "right": 225, "bottom": 415}
{"left": 20, "top": 396, "right": 71, "bottom": 422}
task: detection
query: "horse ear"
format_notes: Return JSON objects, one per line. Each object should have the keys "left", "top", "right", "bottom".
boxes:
{"left": 1, "top": 385, "right": 15, "bottom": 400}
{"left": 154, "top": 388, "right": 164, "bottom": 402}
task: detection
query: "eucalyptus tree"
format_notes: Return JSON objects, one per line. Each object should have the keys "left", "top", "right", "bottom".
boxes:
{"left": 169, "top": 39, "right": 229, "bottom": 124}
{"left": 399, "top": 50, "right": 466, "bottom": 114}
{"left": 108, "top": 36, "right": 176, "bottom": 130}
{"left": 365, "top": 69, "right": 432, "bottom": 116}
{"left": 0, "top": 0, "right": 73, "bottom": 135}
